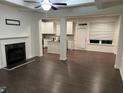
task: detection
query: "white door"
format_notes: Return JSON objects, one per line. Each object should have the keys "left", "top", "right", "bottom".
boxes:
{"left": 76, "top": 28, "right": 86, "bottom": 49}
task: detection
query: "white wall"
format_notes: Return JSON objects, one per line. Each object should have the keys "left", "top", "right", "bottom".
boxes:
{"left": 73, "top": 16, "right": 119, "bottom": 53}
{"left": 29, "top": 13, "right": 41, "bottom": 57}
{"left": 0, "top": 5, "right": 30, "bottom": 37}
{"left": 0, "top": 4, "right": 41, "bottom": 66}
{"left": 39, "top": 20, "right": 43, "bottom": 56}
{"left": 115, "top": 15, "right": 123, "bottom": 79}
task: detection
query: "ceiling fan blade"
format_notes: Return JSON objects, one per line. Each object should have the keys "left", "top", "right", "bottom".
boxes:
{"left": 52, "top": 3, "right": 67, "bottom": 6}
{"left": 51, "top": 6, "right": 58, "bottom": 10}
{"left": 24, "top": 0, "right": 40, "bottom": 3}
{"left": 35, "top": 5, "right": 41, "bottom": 8}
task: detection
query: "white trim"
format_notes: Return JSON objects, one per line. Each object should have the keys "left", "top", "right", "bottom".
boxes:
{"left": 114, "top": 64, "right": 119, "bottom": 69}
{"left": 114, "top": 64, "right": 123, "bottom": 81}
{"left": 0, "top": 37, "right": 30, "bottom": 68}
{"left": 0, "top": 36, "right": 29, "bottom": 40}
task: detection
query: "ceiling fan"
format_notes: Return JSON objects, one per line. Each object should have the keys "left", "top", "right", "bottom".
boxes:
{"left": 24, "top": 0, "right": 67, "bottom": 11}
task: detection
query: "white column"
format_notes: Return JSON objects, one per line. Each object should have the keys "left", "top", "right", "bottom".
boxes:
{"left": 39, "top": 19, "right": 43, "bottom": 56}
{"left": 59, "top": 17, "right": 67, "bottom": 60}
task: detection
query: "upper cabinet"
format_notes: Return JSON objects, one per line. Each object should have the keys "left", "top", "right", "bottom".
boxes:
{"left": 41, "top": 22, "right": 54, "bottom": 34}
{"left": 67, "top": 21, "right": 73, "bottom": 35}
{"left": 56, "top": 23, "right": 60, "bottom": 36}
{"left": 41, "top": 21, "right": 73, "bottom": 35}
{"left": 56, "top": 21, "right": 73, "bottom": 36}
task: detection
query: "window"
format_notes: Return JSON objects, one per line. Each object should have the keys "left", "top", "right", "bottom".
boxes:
{"left": 101, "top": 40, "right": 112, "bottom": 44}
{"left": 90, "top": 40, "right": 99, "bottom": 44}
{"left": 89, "top": 22, "right": 115, "bottom": 45}
{"left": 78, "top": 23, "right": 87, "bottom": 26}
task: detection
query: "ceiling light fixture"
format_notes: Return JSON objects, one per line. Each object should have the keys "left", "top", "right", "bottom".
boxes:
{"left": 24, "top": 0, "right": 67, "bottom": 11}
{"left": 42, "top": 4, "right": 51, "bottom": 11}
{"left": 42, "top": 0, "right": 51, "bottom": 11}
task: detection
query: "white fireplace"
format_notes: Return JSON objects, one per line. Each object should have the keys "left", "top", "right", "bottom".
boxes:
{"left": 0, "top": 36, "right": 31, "bottom": 68}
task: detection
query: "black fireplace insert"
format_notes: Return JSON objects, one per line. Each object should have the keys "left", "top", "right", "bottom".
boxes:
{"left": 5, "top": 42, "right": 26, "bottom": 69}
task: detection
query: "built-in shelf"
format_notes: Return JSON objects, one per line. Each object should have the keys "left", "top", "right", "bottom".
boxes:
{"left": 0, "top": 36, "right": 29, "bottom": 40}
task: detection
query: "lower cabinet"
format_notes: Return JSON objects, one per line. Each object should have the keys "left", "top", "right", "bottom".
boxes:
{"left": 68, "top": 40, "right": 74, "bottom": 50}
{"left": 47, "top": 41, "right": 60, "bottom": 54}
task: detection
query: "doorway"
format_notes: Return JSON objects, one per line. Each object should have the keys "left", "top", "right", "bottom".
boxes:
{"left": 75, "top": 23, "right": 87, "bottom": 50}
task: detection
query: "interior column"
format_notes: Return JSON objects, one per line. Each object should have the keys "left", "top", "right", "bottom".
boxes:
{"left": 59, "top": 17, "right": 67, "bottom": 61}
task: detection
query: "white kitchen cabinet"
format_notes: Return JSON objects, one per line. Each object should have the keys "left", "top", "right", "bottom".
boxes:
{"left": 41, "top": 22, "right": 46, "bottom": 33}
{"left": 43, "top": 38, "right": 53, "bottom": 48}
{"left": 56, "top": 21, "right": 73, "bottom": 35}
{"left": 42, "top": 22, "right": 54, "bottom": 34}
{"left": 43, "top": 39, "right": 48, "bottom": 48}
{"left": 56, "top": 23, "right": 60, "bottom": 36}
{"left": 67, "top": 21, "right": 73, "bottom": 35}
{"left": 47, "top": 41, "right": 60, "bottom": 54}
{"left": 68, "top": 40, "right": 74, "bottom": 50}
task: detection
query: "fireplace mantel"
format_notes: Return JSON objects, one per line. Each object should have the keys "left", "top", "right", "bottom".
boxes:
{"left": 0, "top": 36, "right": 29, "bottom": 40}
{"left": 0, "top": 36, "right": 31, "bottom": 68}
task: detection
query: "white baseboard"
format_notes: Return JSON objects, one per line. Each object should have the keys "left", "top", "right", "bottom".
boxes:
{"left": 114, "top": 64, "right": 123, "bottom": 80}
{"left": 114, "top": 64, "right": 119, "bottom": 69}
{"left": 120, "top": 69, "right": 123, "bottom": 80}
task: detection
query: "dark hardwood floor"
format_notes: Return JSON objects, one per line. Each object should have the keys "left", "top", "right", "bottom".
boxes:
{"left": 0, "top": 50, "right": 123, "bottom": 93}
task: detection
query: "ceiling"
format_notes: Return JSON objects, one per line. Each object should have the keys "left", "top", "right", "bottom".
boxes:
{"left": 4, "top": 0, "right": 95, "bottom": 7}
{"left": 0, "top": 0, "right": 122, "bottom": 12}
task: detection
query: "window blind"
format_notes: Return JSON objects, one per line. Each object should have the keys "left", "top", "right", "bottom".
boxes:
{"left": 90, "top": 22, "right": 115, "bottom": 40}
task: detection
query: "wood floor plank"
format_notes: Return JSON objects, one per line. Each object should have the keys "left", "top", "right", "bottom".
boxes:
{"left": 0, "top": 50, "right": 122, "bottom": 93}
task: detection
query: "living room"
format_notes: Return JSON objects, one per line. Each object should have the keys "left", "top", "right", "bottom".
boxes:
{"left": 0, "top": 0, "right": 123, "bottom": 93}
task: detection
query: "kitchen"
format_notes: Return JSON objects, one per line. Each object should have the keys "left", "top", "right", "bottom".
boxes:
{"left": 40, "top": 16, "right": 119, "bottom": 55}
{"left": 41, "top": 19, "right": 75, "bottom": 54}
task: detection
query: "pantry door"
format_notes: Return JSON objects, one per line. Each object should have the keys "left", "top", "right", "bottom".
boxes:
{"left": 76, "top": 28, "right": 86, "bottom": 49}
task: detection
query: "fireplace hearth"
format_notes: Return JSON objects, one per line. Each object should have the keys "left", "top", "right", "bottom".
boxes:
{"left": 5, "top": 42, "right": 26, "bottom": 69}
